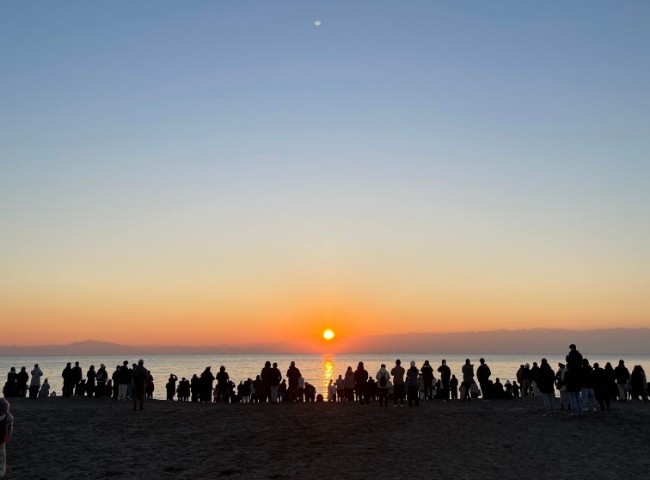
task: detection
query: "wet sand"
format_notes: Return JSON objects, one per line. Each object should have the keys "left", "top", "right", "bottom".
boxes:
{"left": 4, "top": 396, "right": 650, "bottom": 479}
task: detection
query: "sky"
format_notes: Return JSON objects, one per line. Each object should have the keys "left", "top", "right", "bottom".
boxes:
{"left": 1, "top": 1, "right": 649, "bottom": 347}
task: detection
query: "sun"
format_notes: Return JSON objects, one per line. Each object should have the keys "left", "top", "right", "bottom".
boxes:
{"left": 323, "top": 329, "right": 335, "bottom": 340}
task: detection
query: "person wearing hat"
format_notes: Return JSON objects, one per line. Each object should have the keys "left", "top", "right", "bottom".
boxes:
{"left": 0, "top": 398, "right": 14, "bottom": 477}
{"left": 29, "top": 364, "right": 43, "bottom": 399}
{"left": 406, "top": 361, "right": 420, "bottom": 407}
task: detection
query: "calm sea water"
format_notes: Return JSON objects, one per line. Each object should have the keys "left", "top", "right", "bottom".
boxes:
{"left": 2, "top": 353, "right": 649, "bottom": 400}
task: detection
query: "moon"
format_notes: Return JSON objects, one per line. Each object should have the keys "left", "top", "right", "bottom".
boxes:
{"left": 323, "top": 329, "right": 335, "bottom": 340}
{"left": 314, "top": 20, "right": 321, "bottom": 26}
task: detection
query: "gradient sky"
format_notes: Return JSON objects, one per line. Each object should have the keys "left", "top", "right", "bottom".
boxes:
{"left": 1, "top": 1, "right": 649, "bottom": 346}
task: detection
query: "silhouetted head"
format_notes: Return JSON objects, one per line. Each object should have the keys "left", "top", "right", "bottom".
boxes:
{"left": 265, "top": 361, "right": 271, "bottom": 367}
{"left": 569, "top": 344, "right": 576, "bottom": 351}
{"left": 358, "top": 362, "right": 364, "bottom": 369}
{"left": 582, "top": 358, "right": 589, "bottom": 367}
{"left": 220, "top": 366, "right": 225, "bottom": 372}
{"left": 465, "top": 359, "right": 470, "bottom": 364}
{"left": 75, "top": 362, "right": 79, "bottom": 366}
{"left": 452, "top": 374, "right": 456, "bottom": 378}
{"left": 182, "top": 377, "right": 186, "bottom": 381}
{"left": 541, "top": 359, "right": 548, "bottom": 366}
{"left": 410, "top": 361, "right": 416, "bottom": 367}
{"left": 442, "top": 360, "right": 446, "bottom": 365}
{"left": 495, "top": 377, "right": 500, "bottom": 382}
{"left": 619, "top": 359, "right": 625, "bottom": 365}
{"left": 381, "top": 364, "right": 386, "bottom": 369}
{"left": 66, "top": 363, "right": 71, "bottom": 367}
{"left": 256, "top": 375, "right": 261, "bottom": 380}
{"left": 346, "top": 366, "right": 352, "bottom": 372}
{"left": 132, "top": 363, "right": 136, "bottom": 368}
{"left": 290, "top": 361, "right": 295, "bottom": 367}
{"left": 533, "top": 362, "right": 537, "bottom": 367}
{"left": 338, "top": 374, "right": 342, "bottom": 378}
{"left": 273, "top": 362, "right": 277, "bottom": 368}
{"left": 593, "top": 363, "right": 600, "bottom": 369}
{"left": 89, "top": 365, "right": 95, "bottom": 370}
{"left": 138, "top": 359, "right": 144, "bottom": 365}
{"left": 9, "top": 367, "right": 15, "bottom": 372}
{"left": 480, "top": 358, "right": 485, "bottom": 364}
{"left": 525, "top": 363, "right": 530, "bottom": 368}
{"left": 424, "top": 360, "right": 430, "bottom": 366}
{"left": 123, "top": 360, "right": 129, "bottom": 365}
{"left": 395, "top": 359, "right": 401, "bottom": 366}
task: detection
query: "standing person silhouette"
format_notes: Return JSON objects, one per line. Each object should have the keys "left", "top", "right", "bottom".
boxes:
{"left": 0, "top": 398, "right": 14, "bottom": 478}
{"left": 132, "top": 360, "right": 148, "bottom": 410}
{"left": 536, "top": 359, "right": 556, "bottom": 416}
{"left": 438, "top": 360, "right": 451, "bottom": 402}
{"left": 477, "top": 358, "right": 492, "bottom": 401}
{"left": 614, "top": 360, "right": 630, "bottom": 402}
{"left": 406, "top": 361, "right": 420, "bottom": 407}
{"left": 29, "top": 364, "right": 43, "bottom": 400}
{"left": 118, "top": 361, "right": 131, "bottom": 401}
{"left": 260, "top": 361, "right": 272, "bottom": 403}
{"left": 354, "top": 362, "right": 369, "bottom": 406}
{"left": 344, "top": 367, "right": 355, "bottom": 401}
{"left": 216, "top": 367, "right": 229, "bottom": 403}
{"left": 286, "top": 362, "right": 301, "bottom": 403}
{"left": 390, "top": 360, "right": 406, "bottom": 407}
{"left": 200, "top": 367, "right": 215, "bottom": 403}
{"left": 376, "top": 364, "right": 391, "bottom": 407}
{"left": 269, "top": 363, "right": 282, "bottom": 403}
{"left": 461, "top": 359, "right": 474, "bottom": 402}
{"left": 420, "top": 361, "right": 434, "bottom": 400}
{"left": 61, "top": 363, "right": 73, "bottom": 398}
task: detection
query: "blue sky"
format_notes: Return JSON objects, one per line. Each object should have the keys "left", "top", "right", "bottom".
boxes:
{"left": 1, "top": 1, "right": 649, "bottom": 344}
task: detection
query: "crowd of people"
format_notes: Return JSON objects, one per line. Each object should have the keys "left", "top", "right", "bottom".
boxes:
{"left": 3, "top": 345, "right": 649, "bottom": 415}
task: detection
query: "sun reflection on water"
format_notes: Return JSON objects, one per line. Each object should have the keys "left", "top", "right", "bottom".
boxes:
{"left": 322, "top": 355, "right": 335, "bottom": 398}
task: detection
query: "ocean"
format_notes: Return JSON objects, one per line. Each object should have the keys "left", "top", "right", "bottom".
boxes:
{"left": 2, "top": 353, "right": 649, "bottom": 400}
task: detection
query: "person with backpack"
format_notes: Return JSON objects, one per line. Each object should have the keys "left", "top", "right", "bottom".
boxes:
{"left": 132, "top": 360, "right": 148, "bottom": 410}
{"left": 0, "top": 398, "right": 14, "bottom": 478}
{"left": 376, "top": 364, "right": 391, "bottom": 407}
{"left": 29, "top": 364, "right": 43, "bottom": 400}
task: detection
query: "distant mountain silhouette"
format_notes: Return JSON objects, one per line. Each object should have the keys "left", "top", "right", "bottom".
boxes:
{"left": 1, "top": 328, "right": 649, "bottom": 356}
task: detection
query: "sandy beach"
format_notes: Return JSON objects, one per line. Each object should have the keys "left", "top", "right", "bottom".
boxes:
{"left": 3, "top": 396, "right": 650, "bottom": 479}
